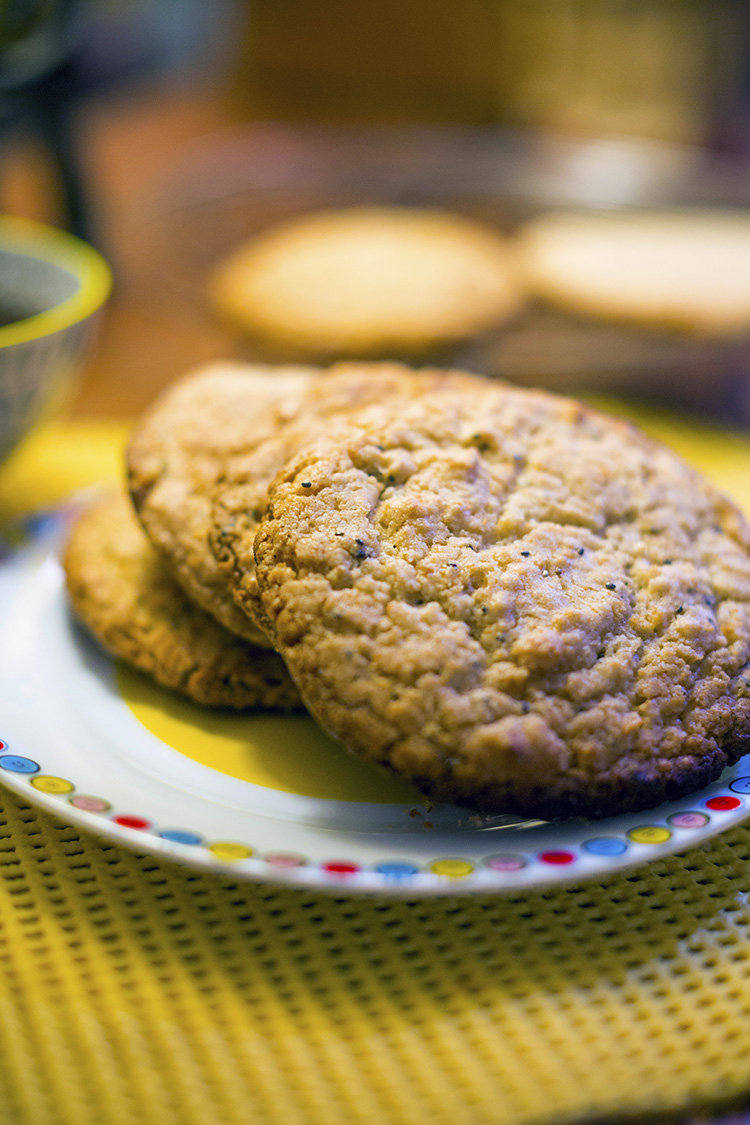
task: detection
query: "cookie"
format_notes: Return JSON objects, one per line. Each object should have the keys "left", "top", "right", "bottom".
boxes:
{"left": 207, "top": 207, "right": 524, "bottom": 359}
{"left": 209, "top": 362, "right": 486, "bottom": 637}
{"left": 128, "top": 360, "right": 444, "bottom": 646}
{"left": 127, "top": 361, "right": 316, "bottom": 645}
{"left": 63, "top": 492, "right": 301, "bottom": 711}
{"left": 252, "top": 380, "right": 750, "bottom": 819}
{"left": 516, "top": 209, "right": 750, "bottom": 335}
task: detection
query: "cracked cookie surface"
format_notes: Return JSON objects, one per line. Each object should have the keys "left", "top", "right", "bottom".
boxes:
{"left": 64, "top": 492, "right": 301, "bottom": 711}
{"left": 253, "top": 380, "right": 750, "bottom": 818}
{"left": 126, "top": 361, "right": 316, "bottom": 645}
{"left": 210, "top": 363, "right": 485, "bottom": 637}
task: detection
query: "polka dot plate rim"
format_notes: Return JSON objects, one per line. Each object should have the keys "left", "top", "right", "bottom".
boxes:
{"left": 2, "top": 512, "right": 750, "bottom": 896}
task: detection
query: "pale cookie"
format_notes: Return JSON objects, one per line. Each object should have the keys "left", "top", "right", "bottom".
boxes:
{"left": 210, "top": 363, "right": 486, "bottom": 637}
{"left": 63, "top": 492, "right": 301, "bottom": 711}
{"left": 208, "top": 207, "right": 524, "bottom": 359}
{"left": 253, "top": 382, "right": 750, "bottom": 819}
{"left": 127, "top": 361, "right": 316, "bottom": 645}
{"left": 516, "top": 209, "right": 750, "bottom": 335}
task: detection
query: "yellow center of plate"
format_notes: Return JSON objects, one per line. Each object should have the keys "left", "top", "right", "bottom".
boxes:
{"left": 117, "top": 662, "right": 422, "bottom": 803}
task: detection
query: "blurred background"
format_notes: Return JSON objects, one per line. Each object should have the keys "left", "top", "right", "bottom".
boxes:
{"left": 3, "top": 0, "right": 750, "bottom": 417}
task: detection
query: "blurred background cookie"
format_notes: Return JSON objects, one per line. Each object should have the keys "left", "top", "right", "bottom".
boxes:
{"left": 207, "top": 206, "right": 525, "bottom": 360}
{"left": 516, "top": 209, "right": 750, "bottom": 336}
{"left": 63, "top": 491, "right": 301, "bottom": 712}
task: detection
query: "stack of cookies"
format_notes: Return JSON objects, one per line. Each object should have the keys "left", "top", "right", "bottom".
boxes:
{"left": 65, "top": 360, "right": 750, "bottom": 820}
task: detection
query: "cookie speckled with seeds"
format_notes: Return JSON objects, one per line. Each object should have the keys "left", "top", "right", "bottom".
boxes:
{"left": 252, "top": 381, "right": 750, "bottom": 818}
{"left": 209, "top": 363, "right": 487, "bottom": 637}
{"left": 64, "top": 492, "right": 301, "bottom": 711}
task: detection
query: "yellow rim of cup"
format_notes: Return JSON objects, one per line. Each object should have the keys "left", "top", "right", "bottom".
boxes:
{"left": 0, "top": 215, "right": 112, "bottom": 347}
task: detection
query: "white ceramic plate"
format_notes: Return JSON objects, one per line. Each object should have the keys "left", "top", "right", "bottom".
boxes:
{"left": 2, "top": 509, "right": 750, "bottom": 896}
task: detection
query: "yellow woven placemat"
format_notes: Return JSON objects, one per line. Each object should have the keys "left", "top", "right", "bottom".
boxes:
{"left": 0, "top": 411, "right": 749, "bottom": 1125}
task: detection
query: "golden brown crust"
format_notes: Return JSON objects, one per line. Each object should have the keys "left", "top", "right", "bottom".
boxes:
{"left": 209, "top": 362, "right": 491, "bottom": 637}
{"left": 63, "top": 492, "right": 301, "bottom": 711}
{"left": 208, "top": 207, "right": 524, "bottom": 359}
{"left": 252, "top": 379, "right": 750, "bottom": 818}
{"left": 126, "top": 361, "right": 316, "bottom": 645}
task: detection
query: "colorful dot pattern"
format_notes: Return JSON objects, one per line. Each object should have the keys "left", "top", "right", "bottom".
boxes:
{"left": 705, "top": 796, "right": 742, "bottom": 811}
{"left": 70, "top": 795, "right": 110, "bottom": 812}
{"left": 208, "top": 842, "right": 253, "bottom": 861}
{"left": 668, "top": 812, "right": 709, "bottom": 829}
{"left": 430, "top": 859, "right": 474, "bottom": 878}
{"left": 159, "top": 830, "right": 203, "bottom": 846}
{"left": 484, "top": 855, "right": 526, "bottom": 872}
{"left": 31, "top": 775, "right": 73, "bottom": 794}
{"left": 628, "top": 826, "right": 672, "bottom": 845}
{"left": 0, "top": 735, "right": 747, "bottom": 890}
{"left": 0, "top": 755, "right": 39, "bottom": 774}
{"left": 264, "top": 853, "right": 307, "bottom": 868}
{"left": 538, "top": 850, "right": 575, "bottom": 865}
{"left": 583, "top": 837, "right": 628, "bottom": 856}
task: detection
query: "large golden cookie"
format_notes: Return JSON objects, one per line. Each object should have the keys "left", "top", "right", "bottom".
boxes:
{"left": 251, "top": 377, "right": 750, "bottom": 818}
